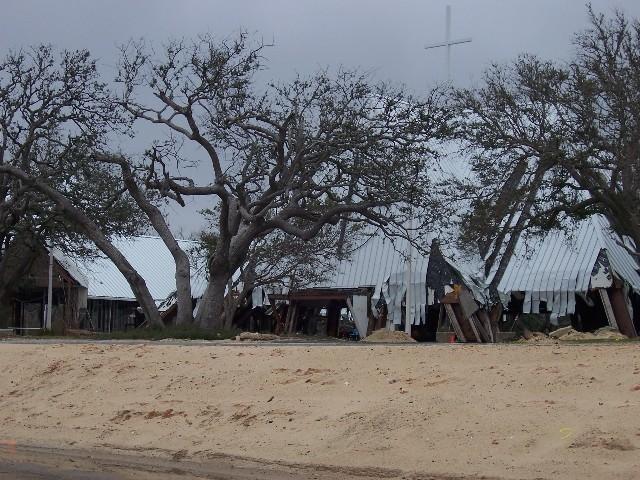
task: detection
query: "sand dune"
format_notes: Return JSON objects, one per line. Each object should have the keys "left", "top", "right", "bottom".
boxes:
{"left": 0, "top": 342, "right": 639, "bottom": 479}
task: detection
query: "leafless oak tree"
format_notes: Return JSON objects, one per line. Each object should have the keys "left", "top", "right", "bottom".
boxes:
{"left": 117, "top": 34, "right": 450, "bottom": 328}
{"left": 453, "top": 6, "right": 640, "bottom": 290}
{"left": 0, "top": 46, "right": 164, "bottom": 327}
{"left": 196, "top": 209, "right": 359, "bottom": 327}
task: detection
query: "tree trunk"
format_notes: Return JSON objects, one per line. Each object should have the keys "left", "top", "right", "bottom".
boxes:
{"left": 134, "top": 204, "right": 193, "bottom": 326}
{"left": 0, "top": 165, "right": 164, "bottom": 328}
{"left": 224, "top": 278, "right": 235, "bottom": 329}
{"left": 173, "top": 252, "right": 193, "bottom": 325}
{"left": 488, "top": 164, "right": 547, "bottom": 293}
{"left": 79, "top": 225, "right": 164, "bottom": 328}
{"left": 103, "top": 155, "right": 194, "bottom": 326}
{"left": 195, "top": 272, "right": 227, "bottom": 329}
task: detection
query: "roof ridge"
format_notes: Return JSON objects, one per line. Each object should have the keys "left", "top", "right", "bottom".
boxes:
{"left": 589, "top": 214, "right": 612, "bottom": 250}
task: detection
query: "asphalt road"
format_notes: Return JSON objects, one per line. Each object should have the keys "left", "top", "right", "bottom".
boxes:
{"left": 0, "top": 444, "right": 423, "bottom": 480}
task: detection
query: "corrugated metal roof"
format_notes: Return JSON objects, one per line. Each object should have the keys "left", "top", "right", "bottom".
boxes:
{"left": 75, "top": 236, "right": 208, "bottom": 301}
{"left": 322, "top": 234, "right": 428, "bottom": 289}
{"left": 304, "top": 141, "right": 480, "bottom": 293}
{"left": 51, "top": 248, "right": 89, "bottom": 288}
{"left": 434, "top": 145, "right": 640, "bottom": 312}
{"left": 594, "top": 215, "right": 640, "bottom": 290}
{"left": 497, "top": 215, "right": 640, "bottom": 315}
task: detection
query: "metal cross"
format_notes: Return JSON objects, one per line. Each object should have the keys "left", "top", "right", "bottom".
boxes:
{"left": 425, "top": 5, "right": 472, "bottom": 82}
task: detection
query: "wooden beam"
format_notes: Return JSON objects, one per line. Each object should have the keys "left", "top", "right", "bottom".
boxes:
{"left": 467, "top": 314, "right": 482, "bottom": 342}
{"left": 444, "top": 303, "right": 466, "bottom": 342}
{"left": 476, "top": 309, "right": 495, "bottom": 343}
{"left": 598, "top": 289, "right": 618, "bottom": 330}
{"left": 469, "top": 314, "right": 490, "bottom": 342}
{"left": 608, "top": 288, "right": 637, "bottom": 338}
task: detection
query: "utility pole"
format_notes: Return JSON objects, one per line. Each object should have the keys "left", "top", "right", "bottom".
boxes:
{"left": 45, "top": 250, "right": 53, "bottom": 331}
{"left": 425, "top": 5, "right": 472, "bottom": 82}
{"left": 404, "top": 226, "right": 413, "bottom": 336}
{"left": 404, "top": 161, "right": 421, "bottom": 337}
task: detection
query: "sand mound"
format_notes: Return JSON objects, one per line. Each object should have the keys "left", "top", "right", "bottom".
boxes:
{"left": 238, "top": 332, "right": 280, "bottom": 341}
{"left": 548, "top": 326, "right": 573, "bottom": 339}
{"left": 548, "top": 326, "right": 628, "bottom": 341}
{"left": 521, "top": 331, "right": 556, "bottom": 343}
{"left": 361, "top": 329, "right": 417, "bottom": 343}
{"left": 593, "top": 326, "right": 628, "bottom": 340}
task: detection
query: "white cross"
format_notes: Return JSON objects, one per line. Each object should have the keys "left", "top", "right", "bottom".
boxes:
{"left": 425, "top": 5, "right": 472, "bottom": 82}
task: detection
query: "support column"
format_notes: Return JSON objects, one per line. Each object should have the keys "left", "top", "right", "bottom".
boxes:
{"left": 598, "top": 288, "right": 618, "bottom": 330}
{"left": 45, "top": 251, "right": 53, "bottom": 331}
{"left": 608, "top": 287, "right": 637, "bottom": 338}
{"left": 326, "top": 301, "right": 339, "bottom": 338}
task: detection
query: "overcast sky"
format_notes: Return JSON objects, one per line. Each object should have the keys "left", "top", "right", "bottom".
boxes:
{"left": 2, "top": 0, "right": 640, "bottom": 236}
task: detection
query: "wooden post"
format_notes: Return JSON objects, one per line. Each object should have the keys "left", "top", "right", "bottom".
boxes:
{"left": 444, "top": 303, "right": 466, "bottom": 342}
{"left": 476, "top": 310, "right": 495, "bottom": 343}
{"left": 467, "top": 314, "right": 483, "bottom": 342}
{"left": 288, "top": 304, "right": 298, "bottom": 334}
{"left": 598, "top": 289, "right": 618, "bottom": 330}
{"left": 45, "top": 250, "right": 53, "bottom": 331}
{"left": 326, "top": 301, "right": 339, "bottom": 338}
{"left": 469, "top": 314, "right": 490, "bottom": 342}
{"left": 608, "top": 287, "right": 637, "bottom": 337}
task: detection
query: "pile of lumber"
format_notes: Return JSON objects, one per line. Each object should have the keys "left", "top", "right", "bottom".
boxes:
{"left": 440, "top": 287, "right": 495, "bottom": 343}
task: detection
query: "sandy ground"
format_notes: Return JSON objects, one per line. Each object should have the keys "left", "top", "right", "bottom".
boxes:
{"left": 0, "top": 342, "right": 639, "bottom": 480}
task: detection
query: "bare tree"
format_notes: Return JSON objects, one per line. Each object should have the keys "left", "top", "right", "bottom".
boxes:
{"left": 117, "top": 34, "right": 450, "bottom": 328}
{"left": 452, "top": 6, "right": 640, "bottom": 289}
{"left": 94, "top": 149, "right": 194, "bottom": 326}
{"left": 0, "top": 45, "right": 164, "bottom": 327}
{"left": 452, "top": 55, "right": 571, "bottom": 288}
{"left": 196, "top": 209, "right": 358, "bottom": 327}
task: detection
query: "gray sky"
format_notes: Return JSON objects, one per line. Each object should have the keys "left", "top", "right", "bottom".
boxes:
{"left": 2, "top": 0, "right": 640, "bottom": 236}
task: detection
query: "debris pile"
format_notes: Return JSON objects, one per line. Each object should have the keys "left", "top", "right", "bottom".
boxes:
{"left": 523, "top": 326, "right": 629, "bottom": 342}
{"left": 361, "top": 329, "right": 417, "bottom": 343}
{"left": 556, "top": 326, "right": 628, "bottom": 341}
{"left": 521, "top": 330, "right": 554, "bottom": 343}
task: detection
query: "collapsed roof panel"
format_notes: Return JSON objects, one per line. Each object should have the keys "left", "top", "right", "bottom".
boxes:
{"left": 496, "top": 215, "right": 640, "bottom": 318}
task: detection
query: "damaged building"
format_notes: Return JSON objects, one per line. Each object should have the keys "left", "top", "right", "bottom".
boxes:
{"left": 5, "top": 212, "right": 638, "bottom": 341}
{"left": 2, "top": 236, "right": 207, "bottom": 334}
{"left": 0, "top": 244, "right": 89, "bottom": 334}
{"left": 261, "top": 231, "right": 492, "bottom": 342}
{"left": 255, "top": 213, "right": 640, "bottom": 342}
{"left": 495, "top": 215, "right": 639, "bottom": 338}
